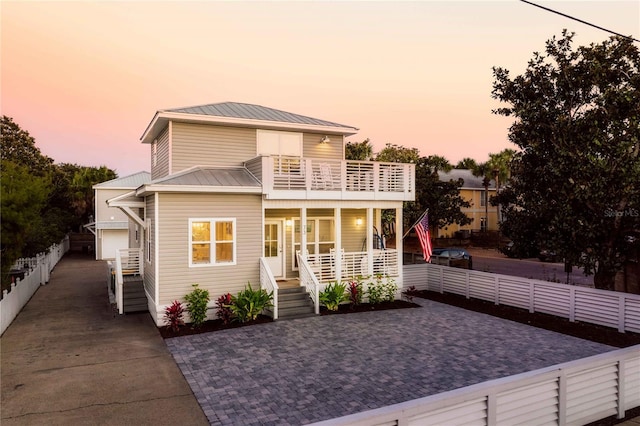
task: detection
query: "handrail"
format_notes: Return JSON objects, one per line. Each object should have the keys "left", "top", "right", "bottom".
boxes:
{"left": 114, "top": 248, "right": 143, "bottom": 315}
{"left": 259, "top": 257, "right": 279, "bottom": 320}
{"left": 297, "top": 253, "right": 321, "bottom": 314}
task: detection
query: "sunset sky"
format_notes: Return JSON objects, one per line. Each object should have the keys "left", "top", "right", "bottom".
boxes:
{"left": 2, "top": 1, "right": 638, "bottom": 177}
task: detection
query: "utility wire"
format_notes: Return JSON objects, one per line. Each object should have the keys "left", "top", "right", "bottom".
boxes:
{"left": 520, "top": 0, "right": 640, "bottom": 43}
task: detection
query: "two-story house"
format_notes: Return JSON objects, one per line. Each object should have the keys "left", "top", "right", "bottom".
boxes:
{"left": 436, "top": 169, "right": 498, "bottom": 238}
{"left": 108, "top": 102, "right": 415, "bottom": 325}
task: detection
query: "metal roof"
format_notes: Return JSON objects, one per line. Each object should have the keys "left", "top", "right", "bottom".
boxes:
{"left": 438, "top": 169, "right": 496, "bottom": 190}
{"left": 164, "top": 102, "right": 356, "bottom": 130}
{"left": 93, "top": 171, "right": 151, "bottom": 189}
{"left": 150, "top": 167, "right": 261, "bottom": 188}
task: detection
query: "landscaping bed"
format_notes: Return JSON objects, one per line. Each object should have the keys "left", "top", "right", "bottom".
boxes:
{"left": 413, "top": 290, "right": 640, "bottom": 348}
{"left": 320, "top": 299, "right": 420, "bottom": 315}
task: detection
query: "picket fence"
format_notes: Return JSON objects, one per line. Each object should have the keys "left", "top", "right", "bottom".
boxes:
{"left": 404, "top": 263, "right": 640, "bottom": 333}
{"left": 1, "top": 237, "right": 70, "bottom": 335}
{"left": 316, "top": 344, "right": 640, "bottom": 426}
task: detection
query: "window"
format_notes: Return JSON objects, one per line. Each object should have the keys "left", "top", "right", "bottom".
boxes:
{"left": 480, "top": 191, "right": 487, "bottom": 207}
{"left": 292, "top": 218, "right": 335, "bottom": 269}
{"left": 189, "top": 218, "right": 236, "bottom": 266}
{"left": 152, "top": 140, "right": 158, "bottom": 167}
{"left": 135, "top": 225, "right": 139, "bottom": 243}
{"left": 480, "top": 217, "right": 487, "bottom": 232}
{"left": 257, "top": 130, "right": 302, "bottom": 157}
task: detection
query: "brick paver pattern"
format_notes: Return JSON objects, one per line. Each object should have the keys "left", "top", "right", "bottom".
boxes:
{"left": 166, "top": 298, "right": 614, "bottom": 425}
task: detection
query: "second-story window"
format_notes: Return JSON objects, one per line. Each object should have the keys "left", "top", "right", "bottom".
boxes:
{"left": 152, "top": 140, "right": 158, "bottom": 167}
{"left": 257, "top": 130, "right": 302, "bottom": 157}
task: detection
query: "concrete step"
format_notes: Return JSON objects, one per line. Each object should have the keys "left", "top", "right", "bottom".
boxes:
{"left": 277, "top": 304, "right": 315, "bottom": 319}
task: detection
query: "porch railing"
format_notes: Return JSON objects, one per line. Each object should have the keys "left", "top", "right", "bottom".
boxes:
{"left": 305, "top": 249, "right": 399, "bottom": 284}
{"left": 114, "top": 248, "right": 143, "bottom": 315}
{"left": 297, "top": 253, "right": 321, "bottom": 314}
{"left": 259, "top": 257, "right": 279, "bottom": 320}
{"left": 254, "top": 156, "right": 415, "bottom": 200}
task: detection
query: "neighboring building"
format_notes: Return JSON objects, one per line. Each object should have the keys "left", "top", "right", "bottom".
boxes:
{"left": 90, "top": 171, "right": 151, "bottom": 260}
{"left": 436, "top": 169, "right": 498, "bottom": 238}
{"left": 108, "top": 102, "right": 415, "bottom": 324}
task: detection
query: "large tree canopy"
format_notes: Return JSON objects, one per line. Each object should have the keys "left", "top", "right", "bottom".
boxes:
{"left": 492, "top": 32, "right": 640, "bottom": 290}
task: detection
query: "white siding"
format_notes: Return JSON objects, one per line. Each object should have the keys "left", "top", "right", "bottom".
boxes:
{"left": 95, "top": 188, "right": 131, "bottom": 222}
{"left": 152, "top": 126, "right": 170, "bottom": 179}
{"left": 157, "top": 192, "right": 262, "bottom": 304}
{"left": 144, "top": 196, "right": 156, "bottom": 301}
{"left": 303, "top": 132, "right": 343, "bottom": 160}
{"left": 171, "top": 122, "right": 256, "bottom": 172}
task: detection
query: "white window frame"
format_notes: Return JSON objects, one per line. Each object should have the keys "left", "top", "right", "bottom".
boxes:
{"left": 189, "top": 218, "right": 237, "bottom": 267}
{"left": 291, "top": 217, "right": 335, "bottom": 270}
{"left": 152, "top": 139, "right": 158, "bottom": 167}
{"left": 145, "top": 220, "right": 152, "bottom": 263}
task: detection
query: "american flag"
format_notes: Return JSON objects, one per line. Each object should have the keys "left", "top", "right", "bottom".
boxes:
{"left": 415, "top": 212, "right": 432, "bottom": 262}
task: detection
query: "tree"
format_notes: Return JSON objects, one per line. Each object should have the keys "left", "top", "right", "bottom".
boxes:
{"left": 345, "top": 139, "right": 373, "bottom": 161}
{"left": 1, "top": 116, "right": 53, "bottom": 175}
{"left": 375, "top": 143, "right": 420, "bottom": 164}
{"left": 409, "top": 155, "right": 471, "bottom": 232}
{"left": 455, "top": 158, "right": 478, "bottom": 170}
{"left": 492, "top": 31, "right": 640, "bottom": 290}
{"left": 471, "top": 162, "right": 493, "bottom": 232}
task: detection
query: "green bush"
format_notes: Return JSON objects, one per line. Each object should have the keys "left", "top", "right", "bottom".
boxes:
{"left": 319, "top": 281, "right": 348, "bottom": 311}
{"left": 366, "top": 276, "right": 384, "bottom": 305}
{"left": 184, "top": 284, "right": 210, "bottom": 327}
{"left": 230, "top": 283, "right": 273, "bottom": 323}
{"left": 382, "top": 275, "right": 398, "bottom": 302}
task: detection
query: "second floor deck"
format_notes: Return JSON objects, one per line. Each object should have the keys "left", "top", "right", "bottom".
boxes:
{"left": 245, "top": 156, "right": 415, "bottom": 201}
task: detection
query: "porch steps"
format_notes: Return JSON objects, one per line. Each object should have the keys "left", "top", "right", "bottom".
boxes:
{"left": 276, "top": 287, "right": 315, "bottom": 320}
{"left": 123, "top": 277, "right": 147, "bottom": 313}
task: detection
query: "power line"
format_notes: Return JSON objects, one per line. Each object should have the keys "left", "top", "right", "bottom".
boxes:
{"left": 520, "top": 0, "right": 640, "bottom": 43}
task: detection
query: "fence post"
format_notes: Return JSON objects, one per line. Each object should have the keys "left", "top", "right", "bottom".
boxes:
{"left": 569, "top": 287, "right": 576, "bottom": 323}
{"left": 494, "top": 276, "right": 499, "bottom": 305}
{"left": 618, "top": 296, "right": 626, "bottom": 333}
{"left": 529, "top": 281, "right": 535, "bottom": 313}
{"left": 465, "top": 270, "right": 470, "bottom": 299}
{"left": 558, "top": 371, "right": 567, "bottom": 426}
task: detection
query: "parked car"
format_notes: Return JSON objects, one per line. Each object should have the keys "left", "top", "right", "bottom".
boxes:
{"left": 430, "top": 248, "right": 473, "bottom": 269}
{"left": 538, "top": 248, "right": 559, "bottom": 263}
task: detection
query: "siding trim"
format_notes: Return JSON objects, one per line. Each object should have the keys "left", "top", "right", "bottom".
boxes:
{"left": 168, "top": 120, "right": 173, "bottom": 175}
{"left": 154, "top": 192, "right": 159, "bottom": 304}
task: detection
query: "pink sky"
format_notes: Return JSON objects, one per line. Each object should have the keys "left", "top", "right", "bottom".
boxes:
{"left": 2, "top": 1, "right": 638, "bottom": 177}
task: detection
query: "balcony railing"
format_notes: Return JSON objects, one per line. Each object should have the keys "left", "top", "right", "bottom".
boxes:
{"left": 303, "top": 249, "right": 399, "bottom": 284}
{"left": 246, "top": 156, "right": 415, "bottom": 201}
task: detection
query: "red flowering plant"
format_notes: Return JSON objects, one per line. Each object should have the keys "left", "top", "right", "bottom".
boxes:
{"left": 347, "top": 278, "right": 363, "bottom": 309}
{"left": 164, "top": 300, "right": 185, "bottom": 332}
{"left": 216, "top": 293, "right": 234, "bottom": 325}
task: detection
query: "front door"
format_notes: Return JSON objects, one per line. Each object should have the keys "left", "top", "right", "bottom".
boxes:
{"left": 264, "top": 220, "right": 284, "bottom": 278}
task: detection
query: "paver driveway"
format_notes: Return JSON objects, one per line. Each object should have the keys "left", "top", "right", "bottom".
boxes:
{"left": 166, "top": 298, "right": 614, "bottom": 425}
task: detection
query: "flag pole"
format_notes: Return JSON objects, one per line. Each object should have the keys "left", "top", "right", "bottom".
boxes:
{"left": 402, "top": 208, "right": 429, "bottom": 240}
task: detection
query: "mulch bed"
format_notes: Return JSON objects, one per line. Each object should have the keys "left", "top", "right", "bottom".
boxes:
{"left": 412, "top": 290, "right": 640, "bottom": 348}
{"left": 320, "top": 300, "right": 420, "bottom": 315}
{"left": 158, "top": 315, "right": 273, "bottom": 339}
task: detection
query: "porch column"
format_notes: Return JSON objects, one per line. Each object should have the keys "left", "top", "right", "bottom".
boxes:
{"left": 334, "top": 208, "right": 342, "bottom": 281}
{"left": 300, "top": 207, "right": 307, "bottom": 257}
{"left": 396, "top": 207, "right": 402, "bottom": 284}
{"left": 367, "top": 207, "right": 374, "bottom": 275}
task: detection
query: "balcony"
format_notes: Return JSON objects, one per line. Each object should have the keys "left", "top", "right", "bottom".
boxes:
{"left": 245, "top": 156, "right": 415, "bottom": 201}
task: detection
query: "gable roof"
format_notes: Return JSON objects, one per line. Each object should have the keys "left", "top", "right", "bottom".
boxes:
{"left": 438, "top": 169, "right": 496, "bottom": 190}
{"left": 140, "top": 102, "right": 359, "bottom": 144}
{"left": 93, "top": 171, "right": 151, "bottom": 189}
{"left": 136, "top": 166, "right": 262, "bottom": 196}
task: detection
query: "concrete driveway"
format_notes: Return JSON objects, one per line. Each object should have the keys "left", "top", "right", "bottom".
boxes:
{"left": 1, "top": 254, "right": 208, "bottom": 426}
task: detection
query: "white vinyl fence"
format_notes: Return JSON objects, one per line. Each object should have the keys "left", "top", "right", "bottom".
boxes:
{"left": 314, "top": 344, "right": 640, "bottom": 426}
{"left": 1, "top": 236, "right": 70, "bottom": 335}
{"left": 404, "top": 263, "right": 640, "bottom": 333}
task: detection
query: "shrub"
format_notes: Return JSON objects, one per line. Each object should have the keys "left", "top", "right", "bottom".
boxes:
{"left": 184, "top": 284, "right": 210, "bottom": 328}
{"left": 347, "top": 277, "right": 363, "bottom": 309}
{"left": 216, "top": 293, "right": 234, "bottom": 325}
{"left": 163, "top": 300, "right": 185, "bottom": 332}
{"left": 366, "top": 275, "right": 384, "bottom": 305}
{"left": 402, "top": 285, "right": 417, "bottom": 303}
{"left": 320, "top": 281, "right": 348, "bottom": 311}
{"left": 230, "top": 282, "right": 273, "bottom": 323}
{"left": 382, "top": 275, "right": 398, "bottom": 302}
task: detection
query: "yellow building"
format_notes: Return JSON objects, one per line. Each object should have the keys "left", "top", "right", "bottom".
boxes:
{"left": 436, "top": 169, "right": 498, "bottom": 238}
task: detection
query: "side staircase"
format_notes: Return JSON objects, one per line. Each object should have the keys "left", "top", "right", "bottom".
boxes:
{"left": 123, "top": 276, "right": 147, "bottom": 313}
{"left": 277, "top": 287, "right": 315, "bottom": 320}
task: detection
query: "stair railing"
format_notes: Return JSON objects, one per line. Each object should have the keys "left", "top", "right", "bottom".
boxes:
{"left": 297, "top": 253, "right": 321, "bottom": 314}
{"left": 259, "top": 257, "right": 279, "bottom": 320}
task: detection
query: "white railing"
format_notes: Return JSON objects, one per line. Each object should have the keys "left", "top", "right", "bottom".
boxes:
{"left": 114, "top": 248, "right": 143, "bottom": 315}
{"left": 404, "top": 263, "right": 640, "bottom": 333}
{"left": 298, "top": 253, "right": 321, "bottom": 314}
{"left": 1, "top": 236, "right": 70, "bottom": 335}
{"left": 259, "top": 257, "right": 279, "bottom": 320}
{"left": 314, "top": 344, "right": 640, "bottom": 426}
{"left": 306, "top": 249, "right": 399, "bottom": 284}
{"left": 259, "top": 156, "right": 415, "bottom": 200}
